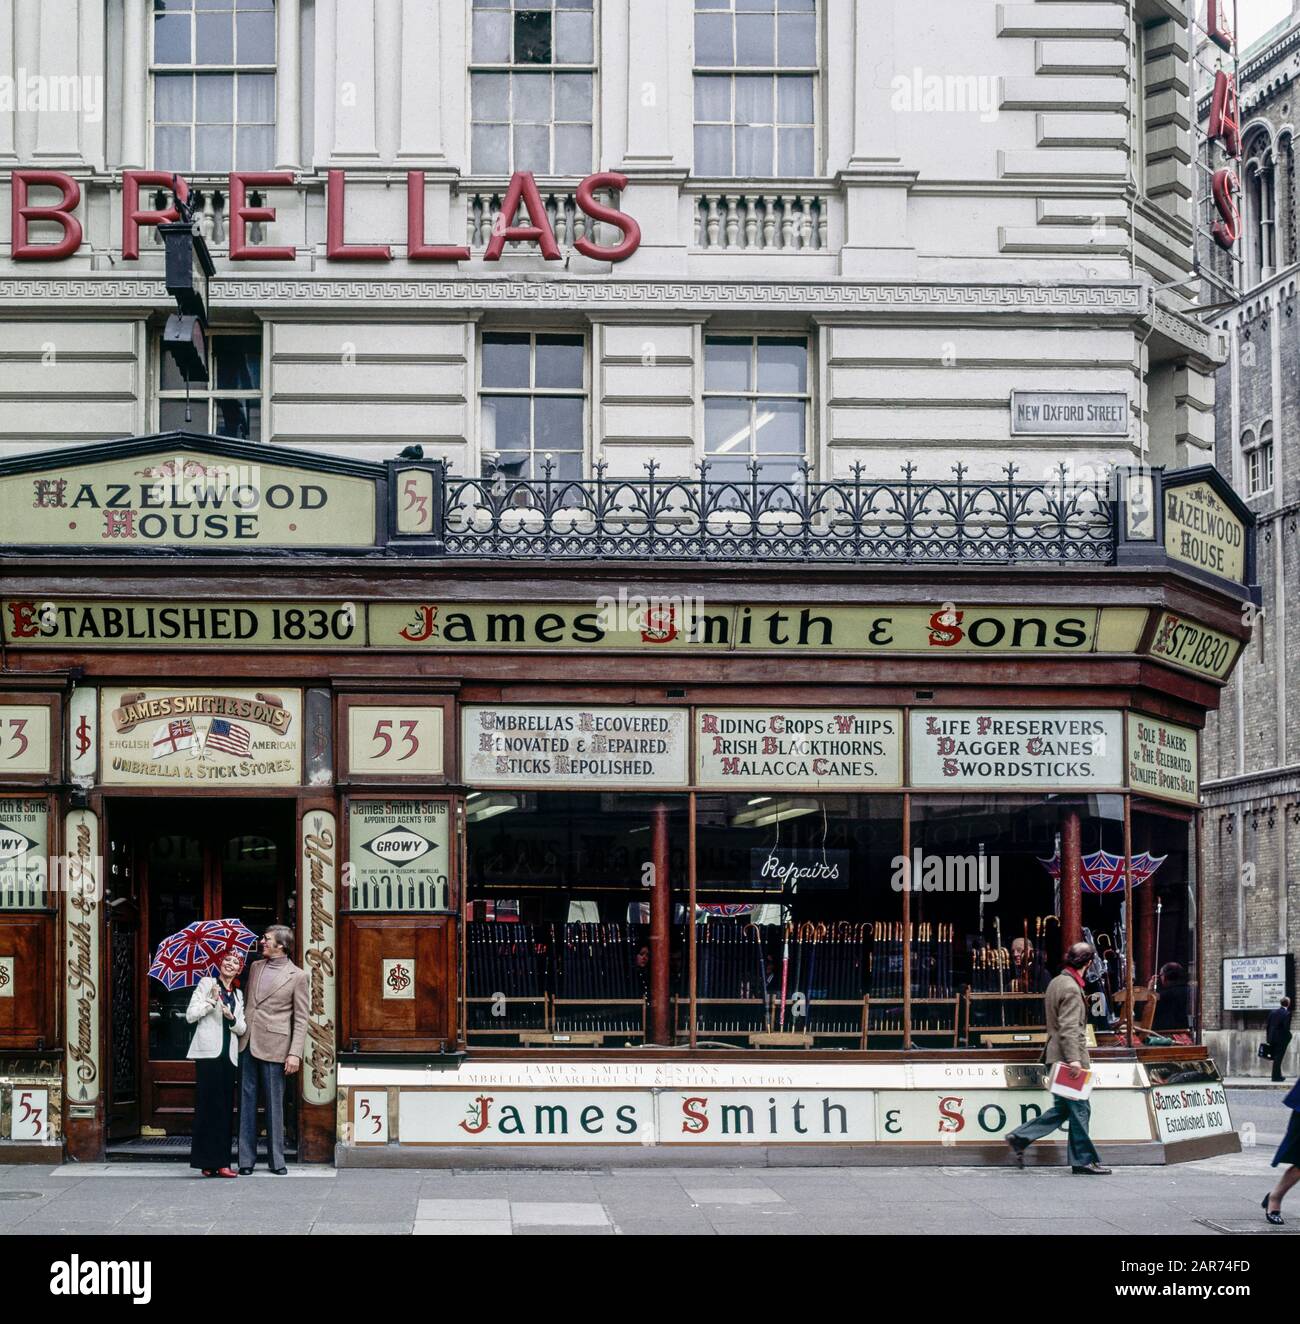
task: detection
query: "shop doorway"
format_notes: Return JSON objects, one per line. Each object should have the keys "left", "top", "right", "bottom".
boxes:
{"left": 107, "top": 801, "right": 294, "bottom": 1138}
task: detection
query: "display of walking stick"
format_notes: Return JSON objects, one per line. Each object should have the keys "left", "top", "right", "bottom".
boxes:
{"left": 1153, "top": 898, "right": 1163, "bottom": 977}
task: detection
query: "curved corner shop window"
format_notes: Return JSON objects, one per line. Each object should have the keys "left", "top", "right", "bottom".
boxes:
{"left": 462, "top": 791, "right": 1198, "bottom": 1051}
{"left": 158, "top": 330, "right": 263, "bottom": 441}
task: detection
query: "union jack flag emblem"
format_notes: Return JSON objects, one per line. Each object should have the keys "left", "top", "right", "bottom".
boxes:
{"left": 151, "top": 718, "right": 196, "bottom": 759}
{"left": 1039, "top": 850, "right": 1167, "bottom": 895}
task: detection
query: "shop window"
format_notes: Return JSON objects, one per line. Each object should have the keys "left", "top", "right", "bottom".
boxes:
{"left": 694, "top": 795, "right": 906, "bottom": 1048}
{"left": 694, "top": 0, "right": 818, "bottom": 178}
{"left": 463, "top": 793, "right": 690, "bottom": 1049}
{"left": 703, "top": 334, "right": 810, "bottom": 488}
{"left": 157, "top": 329, "right": 263, "bottom": 440}
{"left": 1137, "top": 810, "right": 1197, "bottom": 1037}
{"left": 470, "top": 0, "right": 595, "bottom": 176}
{"left": 479, "top": 331, "right": 587, "bottom": 481}
{"left": 152, "top": 0, "right": 277, "bottom": 174}
{"left": 909, "top": 795, "right": 1197, "bottom": 1046}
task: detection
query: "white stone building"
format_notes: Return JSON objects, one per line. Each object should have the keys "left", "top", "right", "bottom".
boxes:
{"left": 0, "top": 0, "right": 1221, "bottom": 481}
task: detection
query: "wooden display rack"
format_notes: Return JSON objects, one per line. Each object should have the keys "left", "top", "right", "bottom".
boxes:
{"left": 903, "top": 996, "right": 962, "bottom": 1047}
{"left": 463, "top": 995, "right": 547, "bottom": 1039}
{"left": 677, "top": 996, "right": 768, "bottom": 1042}
{"left": 802, "top": 997, "right": 870, "bottom": 1047}
{"left": 549, "top": 996, "right": 646, "bottom": 1045}
{"left": 963, "top": 990, "right": 1047, "bottom": 1045}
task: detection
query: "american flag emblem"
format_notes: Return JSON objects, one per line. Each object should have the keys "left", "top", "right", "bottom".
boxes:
{"left": 151, "top": 719, "right": 196, "bottom": 759}
{"left": 205, "top": 719, "right": 252, "bottom": 757}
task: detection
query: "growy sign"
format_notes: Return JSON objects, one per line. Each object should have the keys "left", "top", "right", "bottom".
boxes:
{"left": 0, "top": 452, "right": 377, "bottom": 548}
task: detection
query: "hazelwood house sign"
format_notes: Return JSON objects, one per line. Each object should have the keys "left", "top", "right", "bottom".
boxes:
{"left": 0, "top": 452, "right": 376, "bottom": 548}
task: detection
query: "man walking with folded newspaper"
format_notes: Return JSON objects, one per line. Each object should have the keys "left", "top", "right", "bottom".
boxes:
{"left": 1005, "top": 941, "right": 1111, "bottom": 1175}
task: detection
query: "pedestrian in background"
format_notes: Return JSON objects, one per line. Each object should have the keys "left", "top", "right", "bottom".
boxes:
{"left": 1267, "top": 996, "right": 1293, "bottom": 1084}
{"left": 1005, "top": 942, "right": 1111, "bottom": 1175}
{"left": 1264, "top": 1078, "right": 1300, "bottom": 1225}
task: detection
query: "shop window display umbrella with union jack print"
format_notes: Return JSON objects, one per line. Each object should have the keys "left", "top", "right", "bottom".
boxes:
{"left": 1038, "top": 850, "right": 1166, "bottom": 894}
{"left": 149, "top": 918, "right": 258, "bottom": 990}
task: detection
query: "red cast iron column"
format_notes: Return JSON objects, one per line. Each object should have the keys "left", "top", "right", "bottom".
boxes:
{"left": 1062, "top": 810, "right": 1083, "bottom": 956}
{"left": 651, "top": 804, "right": 671, "bottom": 1045}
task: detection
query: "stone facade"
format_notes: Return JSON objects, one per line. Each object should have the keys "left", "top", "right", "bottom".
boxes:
{"left": 0, "top": 0, "right": 1220, "bottom": 481}
{"left": 1197, "top": 3, "right": 1300, "bottom": 1078}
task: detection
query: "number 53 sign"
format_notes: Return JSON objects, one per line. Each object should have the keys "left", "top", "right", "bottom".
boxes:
{"left": 343, "top": 699, "right": 447, "bottom": 781}
{"left": 9, "top": 1088, "right": 50, "bottom": 1141}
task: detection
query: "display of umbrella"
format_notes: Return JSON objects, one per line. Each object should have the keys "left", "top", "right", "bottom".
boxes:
{"left": 1038, "top": 850, "right": 1166, "bottom": 894}
{"left": 148, "top": 918, "right": 258, "bottom": 990}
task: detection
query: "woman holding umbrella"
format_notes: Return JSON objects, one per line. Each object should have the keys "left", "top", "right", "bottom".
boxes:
{"left": 185, "top": 946, "right": 247, "bottom": 1178}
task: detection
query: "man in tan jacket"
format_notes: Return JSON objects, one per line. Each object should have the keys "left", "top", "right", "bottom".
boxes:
{"left": 1004, "top": 941, "right": 1111, "bottom": 1175}
{"left": 237, "top": 925, "right": 309, "bottom": 1175}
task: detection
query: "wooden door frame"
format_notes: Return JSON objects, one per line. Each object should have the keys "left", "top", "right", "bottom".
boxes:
{"left": 119, "top": 800, "right": 295, "bottom": 1136}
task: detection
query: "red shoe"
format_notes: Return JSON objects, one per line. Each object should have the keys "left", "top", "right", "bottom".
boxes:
{"left": 216, "top": 1167, "right": 239, "bottom": 1179}
{"left": 201, "top": 1169, "right": 216, "bottom": 1178}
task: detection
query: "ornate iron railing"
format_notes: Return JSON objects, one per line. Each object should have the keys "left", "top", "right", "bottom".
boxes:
{"left": 441, "top": 461, "right": 1117, "bottom": 564}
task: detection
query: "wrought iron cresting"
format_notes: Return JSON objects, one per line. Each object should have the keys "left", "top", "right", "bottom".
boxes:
{"left": 442, "top": 460, "right": 1116, "bottom": 564}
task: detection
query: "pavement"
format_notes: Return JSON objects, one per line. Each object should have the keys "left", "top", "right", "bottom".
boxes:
{"left": 0, "top": 1088, "right": 1294, "bottom": 1237}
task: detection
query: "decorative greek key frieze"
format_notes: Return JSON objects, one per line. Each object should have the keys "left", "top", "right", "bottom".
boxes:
{"left": 0, "top": 276, "right": 1146, "bottom": 316}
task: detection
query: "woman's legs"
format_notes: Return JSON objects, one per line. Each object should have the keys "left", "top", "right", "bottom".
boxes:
{"left": 190, "top": 1055, "right": 237, "bottom": 1171}
{"left": 1268, "top": 1165, "right": 1300, "bottom": 1213}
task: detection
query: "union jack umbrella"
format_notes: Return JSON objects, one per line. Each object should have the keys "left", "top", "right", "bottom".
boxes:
{"left": 148, "top": 918, "right": 257, "bottom": 990}
{"left": 1039, "top": 850, "right": 1167, "bottom": 895}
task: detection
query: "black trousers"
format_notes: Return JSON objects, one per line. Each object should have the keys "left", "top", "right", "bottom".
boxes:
{"left": 1272, "top": 1036, "right": 1293, "bottom": 1083}
{"left": 190, "top": 1053, "right": 237, "bottom": 1171}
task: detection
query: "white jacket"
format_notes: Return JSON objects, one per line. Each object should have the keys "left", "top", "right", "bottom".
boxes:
{"left": 185, "top": 978, "right": 247, "bottom": 1065}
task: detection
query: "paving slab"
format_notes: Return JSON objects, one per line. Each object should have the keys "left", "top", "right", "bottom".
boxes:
{"left": 413, "top": 1219, "right": 512, "bottom": 1236}
{"left": 511, "top": 1201, "right": 611, "bottom": 1226}
{"left": 684, "top": 1187, "right": 784, "bottom": 1205}
{"left": 416, "top": 1198, "right": 511, "bottom": 1221}
{"left": 310, "top": 1223, "right": 414, "bottom": 1235}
